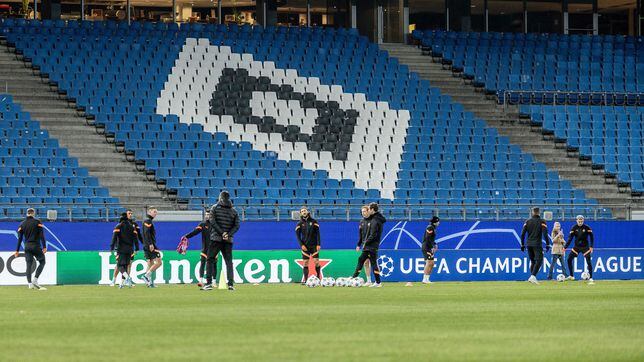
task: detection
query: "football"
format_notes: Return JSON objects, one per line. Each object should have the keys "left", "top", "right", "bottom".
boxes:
{"left": 321, "top": 277, "right": 335, "bottom": 287}
{"left": 350, "top": 277, "right": 364, "bottom": 288}
{"left": 305, "top": 275, "right": 320, "bottom": 288}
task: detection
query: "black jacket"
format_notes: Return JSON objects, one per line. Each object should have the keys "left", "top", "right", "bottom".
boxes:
{"left": 295, "top": 216, "right": 320, "bottom": 249}
{"left": 142, "top": 215, "right": 157, "bottom": 250}
{"left": 358, "top": 212, "right": 386, "bottom": 251}
{"left": 184, "top": 220, "right": 211, "bottom": 249}
{"left": 209, "top": 199, "right": 240, "bottom": 243}
{"left": 110, "top": 219, "right": 140, "bottom": 254}
{"left": 357, "top": 218, "right": 368, "bottom": 247}
{"left": 521, "top": 215, "right": 550, "bottom": 248}
{"left": 16, "top": 216, "right": 46, "bottom": 251}
{"left": 422, "top": 224, "right": 437, "bottom": 249}
{"left": 566, "top": 224, "right": 594, "bottom": 249}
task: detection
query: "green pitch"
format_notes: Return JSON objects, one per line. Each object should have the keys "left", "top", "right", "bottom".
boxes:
{"left": 1, "top": 281, "right": 643, "bottom": 361}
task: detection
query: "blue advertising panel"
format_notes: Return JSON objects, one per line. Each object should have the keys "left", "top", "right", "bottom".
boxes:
{"left": 0, "top": 220, "right": 643, "bottom": 251}
{"left": 375, "top": 249, "right": 644, "bottom": 281}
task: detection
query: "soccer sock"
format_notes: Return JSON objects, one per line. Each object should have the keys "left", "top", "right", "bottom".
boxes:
{"left": 35, "top": 260, "right": 45, "bottom": 278}
{"left": 374, "top": 270, "right": 381, "bottom": 284}
{"left": 25, "top": 256, "right": 33, "bottom": 283}
{"left": 122, "top": 272, "right": 129, "bottom": 279}
{"left": 303, "top": 265, "right": 309, "bottom": 280}
{"left": 199, "top": 256, "right": 206, "bottom": 278}
{"left": 315, "top": 265, "right": 321, "bottom": 278}
{"left": 585, "top": 254, "right": 593, "bottom": 278}
{"left": 365, "top": 274, "right": 372, "bottom": 283}
{"left": 567, "top": 253, "right": 575, "bottom": 277}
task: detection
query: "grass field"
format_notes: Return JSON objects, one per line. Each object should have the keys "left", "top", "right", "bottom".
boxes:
{"left": 1, "top": 281, "right": 643, "bottom": 361}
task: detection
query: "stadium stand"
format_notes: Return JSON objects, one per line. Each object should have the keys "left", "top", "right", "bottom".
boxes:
{"left": 412, "top": 30, "right": 644, "bottom": 105}
{"left": 0, "top": 94, "right": 121, "bottom": 220}
{"left": 0, "top": 19, "right": 617, "bottom": 220}
{"left": 524, "top": 105, "right": 644, "bottom": 196}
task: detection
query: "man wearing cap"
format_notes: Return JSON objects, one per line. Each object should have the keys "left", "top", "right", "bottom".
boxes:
{"left": 565, "top": 215, "right": 595, "bottom": 284}
{"left": 14, "top": 208, "right": 48, "bottom": 290}
{"left": 422, "top": 216, "right": 440, "bottom": 284}
{"left": 520, "top": 207, "right": 550, "bottom": 284}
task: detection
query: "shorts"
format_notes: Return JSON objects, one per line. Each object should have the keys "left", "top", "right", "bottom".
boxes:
{"left": 301, "top": 247, "right": 319, "bottom": 260}
{"left": 24, "top": 243, "right": 46, "bottom": 262}
{"left": 422, "top": 247, "right": 435, "bottom": 261}
{"left": 571, "top": 247, "right": 591, "bottom": 256}
{"left": 144, "top": 248, "right": 161, "bottom": 260}
{"left": 116, "top": 252, "right": 132, "bottom": 267}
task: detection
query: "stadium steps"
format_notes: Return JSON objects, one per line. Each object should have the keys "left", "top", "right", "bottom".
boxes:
{"left": 0, "top": 44, "right": 175, "bottom": 214}
{"left": 380, "top": 43, "right": 638, "bottom": 218}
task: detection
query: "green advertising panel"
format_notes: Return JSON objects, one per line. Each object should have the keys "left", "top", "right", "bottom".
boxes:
{"left": 56, "top": 250, "right": 363, "bottom": 285}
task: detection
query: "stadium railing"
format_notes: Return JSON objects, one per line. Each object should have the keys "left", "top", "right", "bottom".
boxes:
{"left": 0, "top": 203, "right": 636, "bottom": 222}
{"left": 501, "top": 90, "right": 643, "bottom": 108}
{"left": 170, "top": 202, "right": 630, "bottom": 222}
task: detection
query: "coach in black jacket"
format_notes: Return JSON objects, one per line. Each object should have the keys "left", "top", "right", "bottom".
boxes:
{"left": 352, "top": 203, "right": 386, "bottom": 287}
{"left": 205, "top": 191, "right": 240, "bottom": 290}
{"left": 520, "top": 207, "right": 550, "bottom": 284}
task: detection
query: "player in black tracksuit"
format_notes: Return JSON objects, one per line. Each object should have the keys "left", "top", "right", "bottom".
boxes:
{"left": 357, "top": 205, "right": 373, "bottom": 284}
{"left": 110, "top": 211, "right": 140, "bottom": 288}
{"left": 14, "top": 208, "right": 47, "bottom": 289}
{"left": 205, "top": 191, "right": 240, "bottom": 291}
{"left": 565, "top": 215, "right": 595, "bottom": 282}
{"left": 110, "top": 212, "right": 143, "bottom": 286}
{"left": 142, "top": 207, "right": 162, "bottom": 287}
{"left": 295, "top": 207, "right": 321, "bottom": 283}
{"left": 520, "top": 207, "right": 550, "bottom": 283}
{"left": 352, "top": 203, "right": 386, "bottom": 287}
{"left": 183, "top": 211, "right": 216, "bottom": 287}
{"left": 422, "top": 216, "right": 440, "bottom": 284}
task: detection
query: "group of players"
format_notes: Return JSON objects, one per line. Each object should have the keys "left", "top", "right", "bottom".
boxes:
{"left": 295, "top": 202, "right": 440, "bottom": 286}
{"left": 13, "top": 198, "right": 596, "bottom": 289}
{"left": 110, "top": 190, "right": 240, "bottom": 290}
{"left": 520, "top": 207, "right": 596, "bottom": 284}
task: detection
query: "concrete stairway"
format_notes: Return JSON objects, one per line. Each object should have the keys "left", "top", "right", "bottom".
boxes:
{"left": 380, "top": 42, "right": 640, "bottom": 219}
{"left": 0, "top": 43, "right": 174, "bottom": 214}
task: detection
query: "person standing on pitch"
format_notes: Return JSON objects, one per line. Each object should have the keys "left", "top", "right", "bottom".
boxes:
{"left": 142, "top": 207, "right": 162, "bottom": 288}
{"left": 520, "top": 207, "right": 550, "bottom": 284}
{"left": 565, "top": 215, "right": 595, "bottom": 284}
{"left": 204, "top": 191, "right": 240, "bottom": 291}
{"left": 547, "top": 221, "right": 569, "bottom": 281}
{"left": 357, "top": 205, "right": 373, "bottom": 286}
{"left": 353, "top": 203, "right": 386, "bottom": 288}
{"left": 110, "top": 210, "right": 140, "bottom": 289}
{"left": 182, "top": 210, "right": 216, "bottom": 287}
{"left": 296, "top": 206, "right": 321, "bottom": 284}
{"left": 422, "top": 216, "right": 440, "bottom": 284}
{"left": 14, "top": 208, "right": 48, "bottom": 290}
{"left": 110, "top": 211, "right": 142, "bottom": 287}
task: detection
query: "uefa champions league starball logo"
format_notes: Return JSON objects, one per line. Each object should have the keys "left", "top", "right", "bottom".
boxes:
{"left": 377, "top": 255, "right": 394, "bottom": 277}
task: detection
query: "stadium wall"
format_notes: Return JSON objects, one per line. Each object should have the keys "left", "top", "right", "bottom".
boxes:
{"left": 1, "top": 222, "right": 642, "bottom": 284}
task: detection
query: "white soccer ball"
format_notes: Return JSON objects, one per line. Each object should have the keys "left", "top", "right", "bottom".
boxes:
{"left": 306, "top": 275, "right": 320, "bottom": 288}
{"left": 321, "top": 277, "right": 335, "bottom": 287}
{"left": 556, "top": 274, "right": 566, "bottom": 282}
{"left": 581, "top": 271, "right": 590, "bottom": 280}
{"left": 335, "top": 277, "right": 347, "bottom": 287}
{"left": 350, "top": 277, "right": 364, "bottom": 288}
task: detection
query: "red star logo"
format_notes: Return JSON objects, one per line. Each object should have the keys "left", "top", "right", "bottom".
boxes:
{"left": 295, "top": 258, "right": 332, "bottom": 282}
